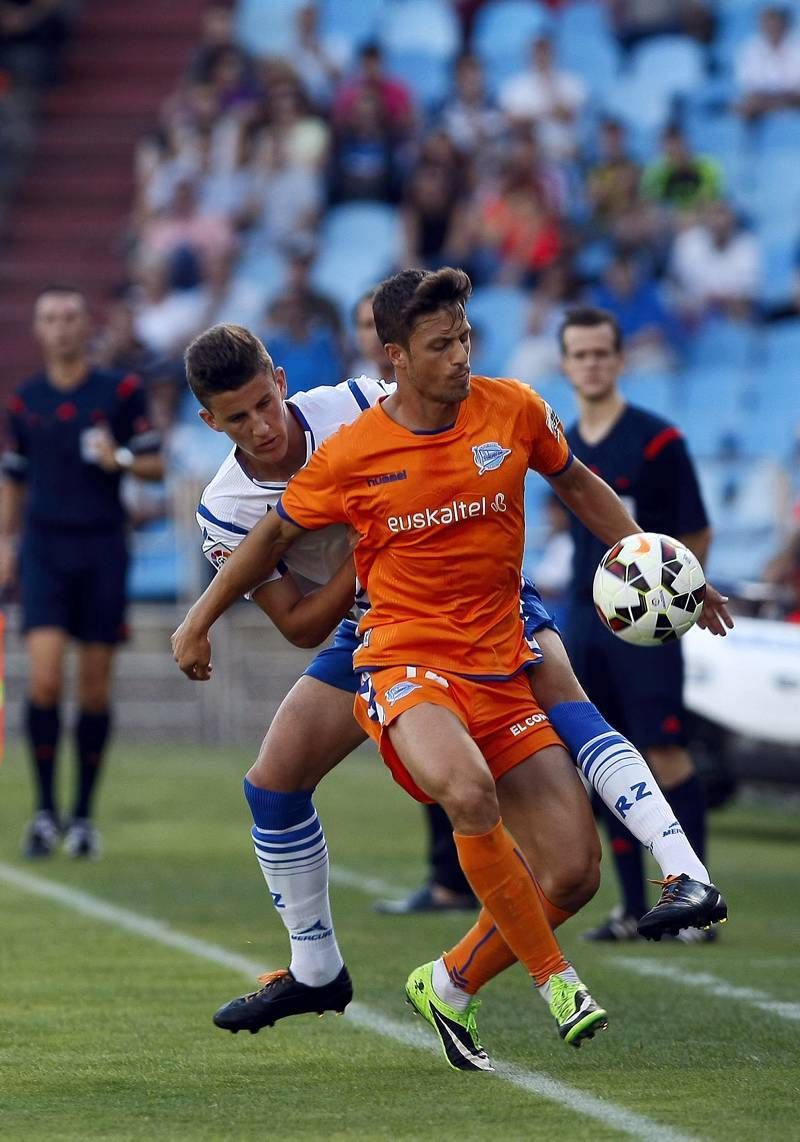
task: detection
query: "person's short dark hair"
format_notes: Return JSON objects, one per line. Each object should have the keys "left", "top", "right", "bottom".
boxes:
{"left": 558, "top": 306, "right": 623, "bottom": 354}
{"left": 372, "top": 266, "right": 472, "bottom": 348}
{"left": 36, "top": 284, "right": 87, "bottom": 306}
{"left": 359, "top": 39, "right": 382, "bottom": 59}
{"left": 184, "top": 323, "right": 274, "bottom": 407}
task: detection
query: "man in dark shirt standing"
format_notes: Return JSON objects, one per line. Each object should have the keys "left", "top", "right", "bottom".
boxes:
{"left": 0, "top": 287, "right": 164, "bottom": 859}
{"left": 560, "top": 305, "right": 717, "bottom": 941}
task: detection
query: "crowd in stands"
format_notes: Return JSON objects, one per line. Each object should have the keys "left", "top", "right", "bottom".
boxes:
{"left": 5, "top": 0, "right": 800, "bottom": 601}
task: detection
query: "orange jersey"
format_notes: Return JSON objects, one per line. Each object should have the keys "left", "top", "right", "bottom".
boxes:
{"left": 277, "top": 375, "right": 572, "bottom": 677}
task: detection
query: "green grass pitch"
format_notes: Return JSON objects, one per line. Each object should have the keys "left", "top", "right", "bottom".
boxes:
{"left": 1, "top": 742, "right": 798, "bottom": 1140}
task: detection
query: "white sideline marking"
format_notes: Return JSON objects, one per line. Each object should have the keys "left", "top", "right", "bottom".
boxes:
{"left": 330, "top": 866, "right": 411, "bottom": 898}
{"left": 0, "top": 860, "right": 694, "bottom": 1142}
{"left": 613, "top": 957, "right": 800, "bottom": 1022}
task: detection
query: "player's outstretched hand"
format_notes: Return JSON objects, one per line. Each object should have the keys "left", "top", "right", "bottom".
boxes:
{"left": 697, "top": 582, "right": 734, "bottom": 637}
{"left": 171, "top": 619, "right": 213, "bottom": 680}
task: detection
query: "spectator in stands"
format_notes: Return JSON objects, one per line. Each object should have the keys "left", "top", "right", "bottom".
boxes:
{"left": 142, "top": 176, "right": 236, "bottom": 280}
{"left": 0, "top": 0, "right": 72, "bottom": 88}
{"left": 0, "top": 287, "right": 163, "bottom": 861}
{"left": 642, "top": 123, "right": 722, "bottom": 217}
{"left": 93, "top": 291, "right": 185, "bottom": 434}
{"left": 261, "top": 75, "right": 330, "bottom": 174}
{"left": 333, "top": 41, "right": 414, "bottom": 138}
{"left": 187, "top": 2, "right": 238, "bottom": 83}
{"left": 589, "top": 252, "right": 678, "bottom": 371}
{"left": 610, "top": 0, "right": 714, "bottom": 53}
{"left": 735, "top": 4, "right": 800, "bottom": 122}
{"left": 440, "top": 51, "right": 505, "bottom": 158}
{"left": 262, "top": 292, "right": 343, "bottom": 397}
{"left": 131, "top": 248, "right": 216, "bottom": 357}
{"left": 505, "top": 261, "right": 578, "bottom": 383}
{"left": 328, "top": 88, "right": 404, "bottom": 204}
{"left": 400, "top": 158, "right": 471, "bottom": 271}
{"left": 290, "top": 2, "right": 350, "bottom": 111}
{"left": 474, "top": 134, "right": 562, "bottom": 285}
{"left": 245, "top": 119, "right": 324, "bottom": 247}
{"left": 498, "top": 34, "right": 587, "bottom": 159}
{"left": 274, "top": 236, "right": 344, "bottom": 349}
{"left": 670, "top": 199, "right": 760, "bottom": 322}
{"left": 350, "top": 289, "right": 394, "bottom": 383}
{"left": 762, "top": 529, "right": 800, "bottom": 622}
{"left": 586, "top": 118, "right": 642, "bottom": 236}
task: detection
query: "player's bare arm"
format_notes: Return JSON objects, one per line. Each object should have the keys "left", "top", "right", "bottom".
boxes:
{"left": 251, "top": 554, "right": 357, "bottom": 650}
{"left": 171, "top": 510, "right": 306, "bottom": 678}
{"left": 547, "top": 456, "right": 641, "bottom": 547}
{"left": 0, "top": 478, "right": 25, "bottom": 589}
{"left": 549, "top": 460, "right": 733, "bottom": 636}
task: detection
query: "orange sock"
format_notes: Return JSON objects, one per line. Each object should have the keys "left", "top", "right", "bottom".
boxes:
{"left": 453, "top": 821, "right": 569, "bottom": 987}
{"left": 443, "top": 893, "right": 575, "bottom": 994}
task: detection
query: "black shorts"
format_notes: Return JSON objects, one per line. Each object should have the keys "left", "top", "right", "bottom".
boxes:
{"left": 565, "top": 603, "right": 687, "bottom": 749}
{"left": 20, "top": 526, "right": 129, "bottom": 644}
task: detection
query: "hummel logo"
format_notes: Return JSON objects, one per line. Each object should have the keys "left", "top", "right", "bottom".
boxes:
{"left": 367, "top": 469, "right": 407, "bottom": 487}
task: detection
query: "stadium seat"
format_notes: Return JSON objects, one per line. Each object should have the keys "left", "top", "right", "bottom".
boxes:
{"left": 758, "top": 231, "right": 797, "bottom": 308}
{"left": 379, "top": 0, "right": 460, "bottom": 59}
{"left": 685, "top": 319, "right": 759, "bottom": 370}
{"left": 385, "top": 49, "right": 453, "bottom": 109}
{"left": 234, "top": 0, "right": 306, "bottom": 57}
{"left": 318, "top": 0, "right": 383, "bottom": 46}
{"left": 473, "top": 1, "right": 552, "bottom": 86}
{"left": 128, "top": 518, "right": 185, "bottom": 602}
{"left": 468, "top": 285, "right": 528, "bottom": 377}
{"left": 757, "top": 111, "right": 800, "bottom": 151}
{"left": 674, "top": 367, "right": 743, "bottom": 456}
{"left": 619, "top": 372, "right": 678, "bottom": 421}
{"left": 762, "top": 320, "right": 800, "bottom": 367}
{"left": 601, "top": 72, "right": 670, "bottom": 133}
{"left": 630, "top": 36, "right": 707, "bottom": 100}
{"left": 311, "top": 202, "right": 402, "bottom": 313}
{"left": 554, "top": 2, "right": 619, "bottom": 97}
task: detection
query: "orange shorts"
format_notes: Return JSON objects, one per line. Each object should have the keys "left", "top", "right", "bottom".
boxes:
{"left": 354, "top": 665, "right": 563, "bottom": 803}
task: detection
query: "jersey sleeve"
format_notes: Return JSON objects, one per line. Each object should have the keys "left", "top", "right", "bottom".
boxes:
{"left": 111, "top": 374, "right": 162, "bottom": 454}
{"left": 197, "top": 500, "right": 283, "bottom": 589}
{"left": 518, "top": 385, "right": 572, "bottom": 477}
{"left": 276, "top": 439, "right": 348, "bottom": 530}
{"left": 346, "top": 375, "right": 392, "bottom": 410}
{"left": 644, "top": 427, "right": 709, "bottom": 536}
{"left": 2, "top": 394, "right": 29, "bottom": 482}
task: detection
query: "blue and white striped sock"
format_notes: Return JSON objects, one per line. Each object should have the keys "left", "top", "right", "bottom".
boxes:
{"left": 549, "top": 703, "right": 709, "bottom": 883}
{"left": 245, "top": 780, "right": 344, "bottom": 987}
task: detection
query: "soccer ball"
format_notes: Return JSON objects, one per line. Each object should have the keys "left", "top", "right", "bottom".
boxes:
{"left": 592, "top": 532, "right": 706, "bottom": 646}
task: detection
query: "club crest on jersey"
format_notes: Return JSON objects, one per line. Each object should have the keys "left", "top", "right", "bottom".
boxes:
{"left": 385, "top": 681, "right": 421, "bottom": 705}
{"left": 207, "top": 543, "right": 232, "bottom": 569}
{"left": 472, "top": 441, "right": 511, "bottom": 475}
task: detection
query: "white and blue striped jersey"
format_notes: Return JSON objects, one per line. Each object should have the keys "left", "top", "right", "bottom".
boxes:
{"left": 197, "top": 376, "right": 390, "bottom": 605}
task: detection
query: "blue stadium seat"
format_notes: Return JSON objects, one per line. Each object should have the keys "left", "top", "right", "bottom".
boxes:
{"left": 758, "top": 230, "right": 797, "bottom": 307}
{"left": 318, "top": 0, "right": 383, "bottom": 47}
{"left": 673, "top": 367, "right": 743, "bottom": 456}
{"left": 758, "top": 111, "right": 800, "bottom": 151}
{"left": 234, "top": 0, "right": 305, "bottom": 57}
{"left": 630, "top": 35, "right": 706, "bottom": 99}
{"left": 473, "top": 1, "right": 551, "bottom": 85}
{"left": 385, "top": 49, "right": 452, "bottom": 109}
{"left": 685, "top": 319, "right": 758, "bottom": 370}
{"left": 128, "top": 519, "right": 185, "bottom": 602}
{"left": 619, "top": 372, "right": 678, "bottom": 421}
{"left": 379, "top": 0, "right": 460, "bottom": 59}
{"left": 762, "top": 320, "right": 800, "bottom": 367}
{"left": 556, "top": 34, "right": 619, "bottom": 99}
{"left": 311, "top": 203, "right": 402, "bottom": 313}
{"left": 468, "top": 285, "right": 528, "bottom": 377}
{"left": 601, "top": 72, "right": 670, "bottom": 133}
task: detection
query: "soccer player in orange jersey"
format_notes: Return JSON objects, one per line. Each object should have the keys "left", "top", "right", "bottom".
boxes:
{"left": 173, "top": 268, "right": 731, "bottom": 1069}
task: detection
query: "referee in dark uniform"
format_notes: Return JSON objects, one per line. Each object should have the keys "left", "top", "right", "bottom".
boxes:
{"left": 0, "top": 287, "right": 163, "bottom": 859}
{"left": 559, "top": 306, "right": 716, "bottom": 941}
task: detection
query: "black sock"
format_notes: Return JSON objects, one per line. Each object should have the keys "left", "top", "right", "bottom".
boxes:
{"left": 601, "top": 803, "right": 647, "bottom": 919}
{"left": 26, "top": 701, "right": 61, "bottom": 815}
{"left": 665, "top": 774, "right": 707, "bottom": 864}
{"left": 72, "top": 710, "right": 111, "bottom": 820}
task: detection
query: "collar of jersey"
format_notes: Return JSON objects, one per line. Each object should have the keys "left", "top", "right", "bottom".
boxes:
{"left": 374, "top": 393, "right": 466, "bottom": 438}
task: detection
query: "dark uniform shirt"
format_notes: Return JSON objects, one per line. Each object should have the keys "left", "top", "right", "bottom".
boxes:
{"left": 566, "top": 405, "right": 708, "bottom": 606}
{"left": 2, "top": 368, "right": 159, "bottom": 532}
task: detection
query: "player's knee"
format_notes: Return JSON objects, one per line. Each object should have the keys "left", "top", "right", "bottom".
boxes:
{"left": 29, "top": 674, "right": 61, "bottom": 707}
{"left": 436, "top": 772, "right": 498, "bottom": 834}
{"left": 540, "top": 847, "right": 601, "bottom": 913}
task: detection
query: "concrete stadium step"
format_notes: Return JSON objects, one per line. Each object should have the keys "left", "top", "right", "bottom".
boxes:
{"left": 20, "top": 170, "right": 133, "bottom": 207}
